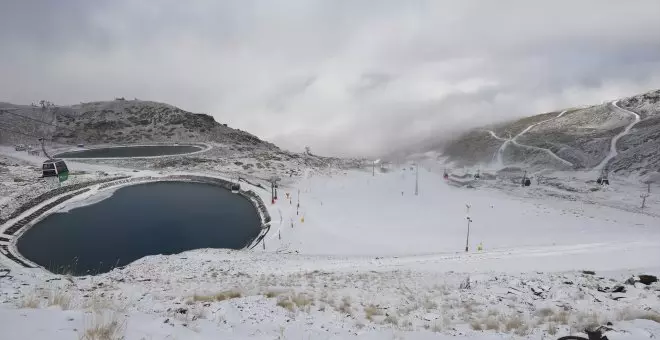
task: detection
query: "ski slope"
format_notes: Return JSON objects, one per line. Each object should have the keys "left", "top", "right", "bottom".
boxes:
{"left": 1, "top": 165, "right": 659, "bottom": 339}
{"left": 263, "top": 168, "right": 660, "bottom": 272}
{"left": 490, "top": 110, "right": 573, "bottom": 167}
{"left": 595, "top": 101, "right": 641, "bottom": 171}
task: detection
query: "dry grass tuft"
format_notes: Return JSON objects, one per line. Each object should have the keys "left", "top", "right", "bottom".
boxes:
{"left": 338, "top": 296, "right": 352, "bottom": 315}
{"left": 79, "top": 311, "right": 126, "bottom": 340}
{"left": 291, "top": 293, "right": 312, "bottom": 308}
{"left": 638, "top": 313, "right": 660, "bottom": 323}
{"left": 536, "top": 307, "right": 554, "bottom": 318}
{"left": 18, "top": 291, "right": 41, "bottom": 309}
{"left": 48, "top": 290, "right": 72, "bottom": 310}
{"left": 192, "top": 290, "right": 242, "bottom": 303}
{"left": 276, "top": 298, "right": 295, "bottom": 312}
{"left": 19, "top": 294, "right": 41, "bottom": 309}
{"left": 618, "top": 309, "right": 660, "bottom": 323}
{"left": 214, "top": 290, "right": 242, "bottom": 301}
{"left": 504, "top": 315, "right": 526, "bottom": 334}
{"left": 364, "top": 305, "right": 383, "bottom": 321}
{"left": 547, "top": 322, "right": 558, "bottom": 335}
{"left": 549, "top": 310, "right": 570, "bottom": 325}
{"left": 265, "top": 290, "right": 283, "bottom": 298}
{"left": 384, "top": 314, "right": 399, "bottom": 326}
{"left": 484, "top": 317, "right": 500, "bottom": 331}
{"left": 470, "top": 320, "right": 483, "bottom": 330}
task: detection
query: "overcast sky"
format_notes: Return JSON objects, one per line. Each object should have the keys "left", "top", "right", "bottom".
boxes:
{"left": 2, "top": 1, "right": 660, "bottom": 157}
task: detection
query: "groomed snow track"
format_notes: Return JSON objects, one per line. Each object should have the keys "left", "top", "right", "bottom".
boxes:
{"left": 594, "top": 100, "right": 641, "bottom": 171}
{"left": 489, "top": 110, "right": 573, "bottom": 167}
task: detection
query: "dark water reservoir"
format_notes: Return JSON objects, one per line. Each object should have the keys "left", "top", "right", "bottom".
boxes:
{"left": 17, "top": 182, "right": 261, "bottom": 275}
{"left": 54, "top": 145, "right": 202, "bottom": 158}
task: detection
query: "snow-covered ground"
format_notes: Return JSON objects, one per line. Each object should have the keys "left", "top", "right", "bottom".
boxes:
{"left": 1, "top": 149, "right": 659, "bottom": 339}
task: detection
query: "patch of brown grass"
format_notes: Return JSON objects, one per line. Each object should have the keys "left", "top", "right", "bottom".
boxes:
{"left": 364, "top": 305, "right": 383, "bottom": 321}
{"left": 192, "top": 290, "right": 242, "bottom": 303}
{"left": 79, "top": 312, "right": 126, "bottom": 340}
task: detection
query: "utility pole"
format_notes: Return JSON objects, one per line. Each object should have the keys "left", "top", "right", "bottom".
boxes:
{"left": 465, "top": 204, "right": 472, "bottom": 252}
{"left": 414, "top": 163, "right": 419, "bottom": 196}
{"left": 641, "top": 193, "right": 650, "bottom": 209}
{"left": 465, "top": 216, "right": 472, "bottom": 252}
{"left": 372, "top": 160, "right": 375, "bottom": 176}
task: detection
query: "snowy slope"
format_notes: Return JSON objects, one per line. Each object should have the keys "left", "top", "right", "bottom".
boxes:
{"left": 440, "top": 89, "right": 660, "bottom": 173}
{"left": 1, "top": 147, "right": 659, "bottom": 339}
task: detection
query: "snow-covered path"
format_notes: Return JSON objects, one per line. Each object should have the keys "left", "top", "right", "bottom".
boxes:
{"left": 594, "top": 101, "right": 641, "bottom": 171}
{"left": 489, "top": 110, "right": 572, "bottom": 167}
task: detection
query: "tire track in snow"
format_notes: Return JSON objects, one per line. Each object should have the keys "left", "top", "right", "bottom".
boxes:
{"left": 282, "top": 241, "right": 660, "bottom": 274}
{"left": 594, "top": 100, "right": 641, "bottom": 171}
{"left": 487, "top": 110, "right": 573, "bottom": 167}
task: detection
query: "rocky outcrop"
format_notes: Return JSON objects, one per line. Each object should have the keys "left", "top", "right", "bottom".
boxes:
{"left": 0, "top": 99, "right": 277, "bottom": 150}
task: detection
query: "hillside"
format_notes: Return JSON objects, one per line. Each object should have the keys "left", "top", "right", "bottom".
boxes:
{"left": 0, "top": 99, "right": 275, "bottom": 150}
{"left": 442, "top": 89, "right": 660, "bottom": 174}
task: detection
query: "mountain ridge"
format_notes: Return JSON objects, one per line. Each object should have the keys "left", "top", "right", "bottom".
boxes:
{"left": 440, "top": 89, "right": 660, "bottom": 175}
{"left": 0, "top": 98, "right": 276, "bottom": 150}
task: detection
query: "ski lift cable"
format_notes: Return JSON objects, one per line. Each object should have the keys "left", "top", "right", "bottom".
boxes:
{"left": 0, "top": 108, "right": 79, "bottom": 134}
{"left": 0, "top": 108, "right": 131, "bottom": 147}
{"left": 0, "top": 125, "right": 82, "bottom": 150}
{"left": 0, "top": 125, "right": 53, "bottom": 140}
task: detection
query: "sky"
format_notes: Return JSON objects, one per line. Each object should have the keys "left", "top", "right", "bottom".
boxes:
{"left": 1, "top": 1, "right": 660, "bottom": 157}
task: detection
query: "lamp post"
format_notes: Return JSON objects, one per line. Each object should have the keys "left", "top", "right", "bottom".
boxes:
{"left": 414, "top": 163, "right": 419, "bottom": 196}
{"left": 465, "top": 203, "right": 472, "bottom": 252}
{"left": 465, "top": 216, "right": 473, "bottom": 252}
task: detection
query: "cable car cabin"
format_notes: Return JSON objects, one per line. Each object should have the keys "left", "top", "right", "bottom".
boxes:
{"left": 596, "top": 177, "right": 609, "bottom": 185}
{"left": 42, "top": 159, "right": 68, "bottom": 178}
{"left": 231, "top": 183, "right": 241, "bottom": 193}
{"left": 522, "top": 178, "right": 531, "bottom": 187}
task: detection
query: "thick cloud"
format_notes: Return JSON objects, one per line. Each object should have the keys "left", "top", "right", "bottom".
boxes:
{"left": 2, "top": 0, "right": 660, "bottom": 157}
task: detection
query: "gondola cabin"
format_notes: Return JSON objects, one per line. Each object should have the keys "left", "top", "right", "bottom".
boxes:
{"left": 231, "top": 183, "right": 241, "bottom": 193}
{"left": 522, "top": 178, "right": 531, "bottom": 187}
{"left": 42, "top": 159, "right": 68, "bottom": 178}
{"left": 596, "top": 177, "right": 609, "bottom": 185}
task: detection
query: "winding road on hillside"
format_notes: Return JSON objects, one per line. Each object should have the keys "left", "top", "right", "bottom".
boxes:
{"left": 594, "top": 100, "right": 641, "bottom": 171}
{"left": 488, "top": 110, "right": 573, "bottom": 167}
